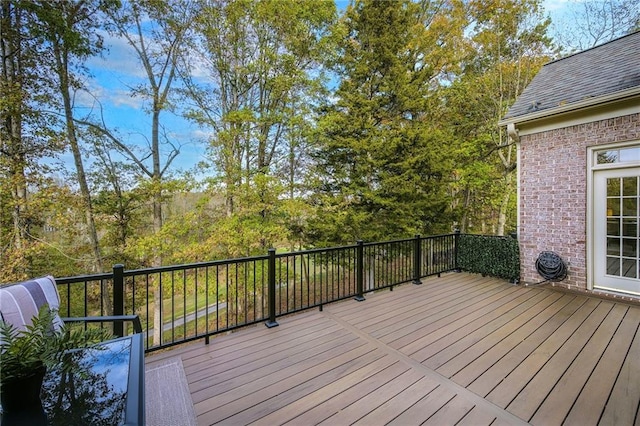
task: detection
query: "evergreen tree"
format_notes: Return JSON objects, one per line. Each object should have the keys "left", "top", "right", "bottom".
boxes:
{"left": 309, "top": 0, "right": 465, "bottom": 244}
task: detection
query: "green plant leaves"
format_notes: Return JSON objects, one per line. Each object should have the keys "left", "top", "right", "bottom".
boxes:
{"left": 457, "top": 234, "right": 520, "bottom": 282}
{"left": 0, "top": 305, "right": 110, "bottom": 383}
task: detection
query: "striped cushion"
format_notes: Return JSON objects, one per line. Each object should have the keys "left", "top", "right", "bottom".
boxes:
{"left": 0, "top": 276, "right": 64, "bottom": 333}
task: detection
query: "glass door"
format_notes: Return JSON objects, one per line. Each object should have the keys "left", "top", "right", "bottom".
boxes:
{"left": 594, "top": 168, "right": 640, "bottom": 295}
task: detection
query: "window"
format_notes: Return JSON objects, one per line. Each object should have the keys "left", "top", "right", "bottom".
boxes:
{"left": 596, "top": 146, "right": 640, "bottom": 165}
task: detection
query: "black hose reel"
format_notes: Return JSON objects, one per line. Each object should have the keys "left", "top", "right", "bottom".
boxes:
{"left": 535, "top": 251, "right": 567, "bottom": 282}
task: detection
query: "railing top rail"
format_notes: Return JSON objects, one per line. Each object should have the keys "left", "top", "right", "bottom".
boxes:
{"left": 421, "top": 233, "right": 458, "bottom": 239}
{"left": 56, "top": 272, "right": 113, "bottom": 285}
{"left": 274, "top": 233, "right": 457, "bottom": 256}
{"left": 122, "top": 254, "right": 270, "bottom": 276}
{"left": 361, "top": 237, "right": 413, "bottom": 247}
{"left": 360, "top": 233, "right": 456, "bottom": 248}
{"left": 462, "top": 233, "right": 517, "bottom": 239}
{"left": 274, "top": 244, "right": 358, "bottom": 258}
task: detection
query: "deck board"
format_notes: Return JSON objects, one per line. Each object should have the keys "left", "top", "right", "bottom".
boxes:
{"left": 465, "top": 295, "right": 587, "bottom": 396}
{"left": 275, "top": 362, "right": 419, "bottom": 426}
{"left": 433, "top": 291, "right": 564, "bottom": 376}
{"left": 564, "top": 306, "right": 640, "bottom": 425}
{"left": 349, "top": 377, "right": 440, "bottom": 426}
{"left": 145, "top": 272, "right": 640, "bottom": 425}
{"left": 529, "top": 303, "right": 627, "bottom": 425}
{"left": 392, "top": 286, "right": 525, "bottom": 355}
{"left": 422, "top": 394, "right": 477, "bottom": 425}
{"left": 402, "top": 286, "right": 530, "bottom": 360}
{"left": 504, "top": 301, "right": 615, "bottom": 420}
{"left": 411, "top": 287, "right": 546, "bottom": 364}
{"left": 486, "top": 297, "right": 602, "bottom": 409}
{"left": 599, "top": 320, "right": 640, "bottom": 426}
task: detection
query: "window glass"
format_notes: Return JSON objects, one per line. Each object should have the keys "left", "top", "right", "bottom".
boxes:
{"left": 607, "top": 197, "right": 620, "bottom": 216}
{"left": 623, "top": 238, "right": 637, "bottom": 257}
{"left": 623, "top": 259, "right": 637, "bottom": 278}
{"left": 620, "top": 148, "right": 640, "bottom": 163}
{"left": 607, "top": 178, "right": 620, "bottom": 196}
{"left": 597, "top": 151, "right": 618, "bottom": 164}
{"left": 623, "top": 198, "right": 637, "bottom": 216}
{"left": 623, "top": 177, "right": 638, "bottom": 196}
{"left": 597, "top": 147, "right": 640, "bottom": 165}
{"left": 622, "top": 218, "right": 638, "bottom": 237}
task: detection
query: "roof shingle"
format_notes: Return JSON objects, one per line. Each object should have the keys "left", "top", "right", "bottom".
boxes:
{"left": 503, "top": 31, "right": 640, "bottom": 120}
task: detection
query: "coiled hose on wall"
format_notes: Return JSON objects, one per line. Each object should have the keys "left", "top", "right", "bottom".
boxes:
{"left": 535, "top": 251, "right": 568, "bottom": 282}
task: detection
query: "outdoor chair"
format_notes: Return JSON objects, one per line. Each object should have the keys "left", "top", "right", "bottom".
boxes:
{"left": 0, "top": 275, "right": 142, "bottom": 335}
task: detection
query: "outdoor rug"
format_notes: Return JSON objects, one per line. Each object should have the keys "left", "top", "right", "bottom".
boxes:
{"left": 145, "top": 357, "right": 197, "bottom": 426}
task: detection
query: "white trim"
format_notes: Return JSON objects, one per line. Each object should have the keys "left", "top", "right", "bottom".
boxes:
{"left": 507, "top": 123, "right": 519, "bottom": 142}
{"left": 595, "top": 284, "right": 640, "bottom": 297}
{"left": 589, "top": 141, "right": 640, "bottom": 295}
{"left": 516, "top": 141, "right": 521, "bottom": 240}
{"left": 514, "top": 98, "right": 640, "bottom": 136}
{"left": 587, "top": 145, "right": 595, "bottom": 291}
{"left": 499, "top": 87, "right": 640, "bottom": 127}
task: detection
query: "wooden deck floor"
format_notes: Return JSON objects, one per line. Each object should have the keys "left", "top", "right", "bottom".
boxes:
{"left": 145, "top": 273, "right": 640, "bottom": 425}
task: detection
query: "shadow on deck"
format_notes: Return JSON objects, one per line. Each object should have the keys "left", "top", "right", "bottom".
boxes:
{"left": 145, "top": 272, "right": 640, "bottom": 425}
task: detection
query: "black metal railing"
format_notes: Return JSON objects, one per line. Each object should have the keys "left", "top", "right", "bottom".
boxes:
{"left": 53, "top": 232, "right": 517, "bottom": 353}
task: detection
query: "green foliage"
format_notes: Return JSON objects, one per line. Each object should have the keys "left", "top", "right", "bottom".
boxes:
{"left": 309, "top": 0, "right": 464, "bottom": 245}
{"left": 444, "top": 0, "right": 554, "bottom": 235}
{"left": 457, "top": 234, "right": 520, "bottom": 281}
{"left": 0, "top": 305, "right": 111, "bottom": 383}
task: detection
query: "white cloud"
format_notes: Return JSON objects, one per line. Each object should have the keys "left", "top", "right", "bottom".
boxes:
{"left": 191, "top": 129, "right": 214, "bottom": 141}
{"left": 108, "top": 89, "right": 145, "bottom": 109}
{"left": 76, "top": 82, "right": 144, "bottom": 111}
{"left": 89, "top": 31, "right": 147, "bottom": 79}
{"left": 544, "top": 0, "right": 573, "bottom": 12}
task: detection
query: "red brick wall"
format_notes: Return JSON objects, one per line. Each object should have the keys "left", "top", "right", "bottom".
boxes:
{"left": 519, "top": 113, "right": 640, "bottom": 289}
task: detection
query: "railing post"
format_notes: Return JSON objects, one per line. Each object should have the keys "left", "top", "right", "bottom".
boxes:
{"left": 354, "top": 240, "right": 366, "bottom": 301}
{"left": 113, "top": 264, "right": 125, "bottom": 337}
{"left": 413, "top": 234, "right": 422, "bottom": 285}
{"left": 454, "top": 229, "right": 462, "bottom": 272}
{"left": 265, "top": 248, "right": 279, "bottom": 328}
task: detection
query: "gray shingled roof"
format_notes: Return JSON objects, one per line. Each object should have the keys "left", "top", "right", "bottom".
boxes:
{"left": 503, "top": 31, "right": 640, "bottom": 120}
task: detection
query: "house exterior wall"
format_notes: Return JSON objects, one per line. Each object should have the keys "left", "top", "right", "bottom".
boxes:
{"left": 519, "top": 112, "right": 640, "bottom": 289}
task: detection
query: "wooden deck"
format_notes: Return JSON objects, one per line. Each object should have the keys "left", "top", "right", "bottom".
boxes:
{"left": 145, "top": 273, "right": 640, "bottom": 425}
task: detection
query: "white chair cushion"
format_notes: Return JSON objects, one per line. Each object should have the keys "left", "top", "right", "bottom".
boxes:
{"left": 0, "top": 276, "right": 65, "bottom": 333}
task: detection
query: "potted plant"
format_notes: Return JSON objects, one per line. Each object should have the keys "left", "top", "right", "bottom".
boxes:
{"left": 0, "top": 305, "right": 110, "bottom": 416}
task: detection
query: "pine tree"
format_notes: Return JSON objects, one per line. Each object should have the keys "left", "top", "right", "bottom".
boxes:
{"left": 309, "top": 0, "right": 465, "bottom": 244}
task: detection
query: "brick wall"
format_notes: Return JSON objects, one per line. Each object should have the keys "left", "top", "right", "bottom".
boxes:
{"left": 519, "top": 112, "right": 640, "bottom": 289}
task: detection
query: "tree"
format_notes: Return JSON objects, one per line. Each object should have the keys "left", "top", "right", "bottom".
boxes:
{"left": 309, "top": 0, "right": 467, "bottom": 244}
{"left": 445, "top": 0, "right": 554, "bottom": 235}
{"left": 105, "top": 0, "right": 195, "bottom": 258}
{"left": 553, "top": 0, "right": 639, "bottom": 51}
{"left": 18, "top": 0, "right": 122, "bottom": 313}
{"left": 0, "top": 0, "right": 60, "bottom": 279}
{"left": 26, "top": 0, "right": 115, "bottom": 274}
{"left": 87, "top": 138, "right": 145, "bottom": 266}
{"left": 101, "top": 0, "right": 196, "bottom": 345}
{"left": 180, "top": 0, "right": 335, "bottom": 253}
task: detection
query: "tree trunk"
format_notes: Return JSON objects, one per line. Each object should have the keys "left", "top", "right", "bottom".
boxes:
{"left": 151, "top": 105, "right": 164, "bottom": 346}
{"left": 54, "top": 43, "right": 111, "bottom": 314}
{"left": 497, "top": 171, "right": 514, "bottom": 237}
{"left": 1, "top": 2, "right": 30, "bottom": 278}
